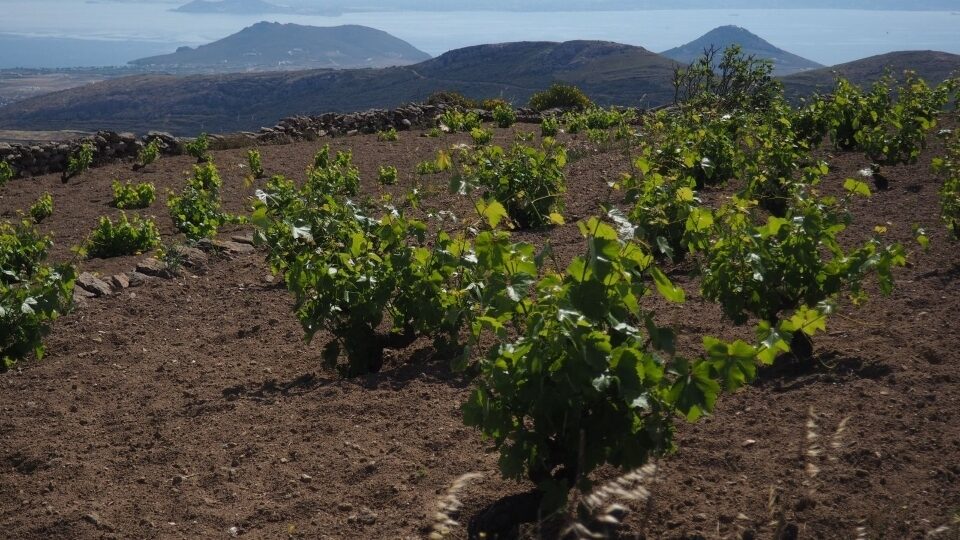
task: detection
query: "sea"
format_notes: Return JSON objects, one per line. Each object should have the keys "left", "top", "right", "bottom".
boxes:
{"left": 2, "top": 1, "right": 960, "bottom": 68}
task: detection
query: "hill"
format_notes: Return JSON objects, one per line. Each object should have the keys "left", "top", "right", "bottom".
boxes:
{"left": 662, "top": 25, "right": 823, "bottom": 76}
{"left": 130, "top": 22, "right": 431, "bottom": 71}
{"left": 0, "top": 40, "right": 680, "bottom": 135}
{"left": 781, "top": 50, "right": 960, "bottom": 99}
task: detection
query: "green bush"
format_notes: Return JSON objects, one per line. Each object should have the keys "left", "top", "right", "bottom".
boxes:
{"left": 540, "top": 116, "right": 560, "bottom": 137}
{"left": 0, "top": 161, "right": 14, "bottom": 186}
{"left": 62, "top": 143, "right": 94, "bottom": 182}
{"left": 1, "top": 220, "right": 76, "bottom": 370}
{"left": 185, "top": 133, "right": 210, "bottom": 163}
{"left": 112, "top": 180, "right": 156, "bottom": 209}
{"left": 29, "top": 193, "right": 53, "bottom": 223}
{"left": 440, "top": 110, "right": 482, "bottom": 133}
{"left": 934, "top": 128, "right": 960, "bottom": 238}
{"left": 451, "top": 140, "right": 567, "bottom": 228}
{"left": 672, "top": 44, "right": 781, "bottom": 112}
{"left": 378, "top": 165, "right": 398, "bottom": 186}
{"left": 377, "top": 127, "right": 399, "bottom": 142}
{"left": 168, "top": 162, "right": 240, "bottom": 241}
{"left": 308, "top": 145, "right": 360, "bottom": 197}
{"left": 492, "top": 104, "right": 516, "bottom": 128}
{"left": 426, "top": 91, "right": 478, "bottom": 109}
{"left": 247, "top": 149, "right": 264, "bottom": 179}
{"left": 528, "top": 83, "right": 593, "bottom": 112}
{"left": 85, "top": 212, "right": 160, "bottom": 258}
{"left": 470, "top": 127, "right": 493, "bottom": 146}
{"left": 134, "top": 138, "right": 161, "bottom": 170}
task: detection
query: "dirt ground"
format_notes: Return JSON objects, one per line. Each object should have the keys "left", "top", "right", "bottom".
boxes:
{"left": 0, "top": 121, "right": 958, "bottom": 539}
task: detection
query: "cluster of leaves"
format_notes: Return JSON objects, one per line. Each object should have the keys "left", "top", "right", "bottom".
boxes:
{"left": 134, "top": 138, "right": 161, "bottom": 170}
{"left": 565, "top": 108, "right": 635, "bottom": 134}
{"left": 0, "top": 220, "right": 76, "bottom": 370}
{"left": 378, "top": 165, "right": 398, "bottom": 186}
{"left": 934, "top": 128, "right": 960, "bottom": 238}
{"left": 426, "top": 91, "right": 479, "bottom": 109}
{"left": 112, "top": 180, "right": 156, "bottom": 209}
{"left": 821, "top": 73, "right": 957, "bottom": 169}
{"left": 377, "top": 127, "right": 400, "bottom": 142}
{"left": 440, "top": 109, "right": 482, "bottom": 132}
{"left": 62, "top": 143, "right": 94, "bottom": 182}
{"left": 84, "top": 212, "right": 160, "bottom": 258}
{"left": 416, "top": 150, "right": 452, "bottom": 176}
{"left": 541, "top": 116, "right": 560, "bottom": 137}
{"left": 470, "top": 127, "right": 493, "bottom": 146}
{"left": 247, "top": 149, "right": 264, "bottom": 179}
{"left": 309, "top": 145, "right": 360, "bottom": 196}
{"left": 450, "top": 140, "right": 567, "bottom": 229}
{"left": 168, "top": 162, "right": 239, "bottom": 241}
{"left": 528, "top": 83, "right": 593, "bottom": 112}
{"left": 29, "top": 193, "right": 54, "bottom": 223}
{"left": 492, "top": 104, "right": 516, "bottom": 128}
{"left": 0, "top": 160, "right": 15, "bottom": 186}
{"left": 185, "top": 133, "right": 211, "bottom": 163}
{"left": 252, "top": 173, "right": 467, "bottom": 377}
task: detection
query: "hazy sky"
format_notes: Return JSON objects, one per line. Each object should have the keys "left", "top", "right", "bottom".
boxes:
{"left": 2, "top": 0, "right": 960, "bottom": 68}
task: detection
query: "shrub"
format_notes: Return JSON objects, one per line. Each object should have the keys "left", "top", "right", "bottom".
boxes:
{"left": 377, "top": 127, "right": 399, "bottom": 142}
{"left": 62, "top": 143, "right": 94, "bottom": 182}
{"left": 112, "top": 180, "right": 156, "bottom": 209}
{"left": 134, "top": 138, "right": 161, "bottom": 170}
{"left": 168, "top": 162, "right": 239, "bottom": 241}
{"left": 0, "top": 161, "right": 14, "bottom": 186}
{"left": 672, "top": 44, "right": 781, "bottom": 112}
{"left": 426, "top": 127, "right": 444, "bottom": 138}
{"left": 492, "top": 104, "right": 516, "bottom": 128}
{"left": 247, "top": 149, "right": 264, "bottom": 179}
{"left": 85, "top": 212, "right": 160, "bottom": 258}
{"left": 29, "top": 193, "right": 53, "bottom": 223}
{"left": 378, "top": 165, "right": 398, "bottom": 186}
{"left": 541, "top": 116, "right": 560, "bottom": 137}
{"left": 480, "top": 98, "right": 510, "bottom": 111}
{"left": 528, "top": 83, "right": 593, "bottom": 112}
{"left": 440, "top": 110, "right": 482, "bottom": 133}
{"left": 0, "top": 220, "right": 75, "bottom": 370}
{"left": 451, "top": 140, "right": 567, "bottom": 228}
{"left": 934, "top": 128, "right": 960, "bottom": 238}
{"left": 185, "top": 133, "right": 210, "bottom": 163}
{"left": 426, "top": 91, "right": 478, "bottom": 109}
{"left": 308, "top": 145, "right": 360, "bottom": 197}
{"left": 470, "top": 127, "right": 493, "bottom": 146}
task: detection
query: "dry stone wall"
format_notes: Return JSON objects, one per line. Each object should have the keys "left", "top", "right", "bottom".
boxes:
{"left": 0, "top": 103, "right": 544, "bottom": 179}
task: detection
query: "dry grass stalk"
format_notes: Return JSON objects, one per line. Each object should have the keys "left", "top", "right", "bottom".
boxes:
{"left": 564, "top": 463, "right": 658, "bottom": 539}
{"left": 428, "top": 472, "right": 484, "bottom": 539}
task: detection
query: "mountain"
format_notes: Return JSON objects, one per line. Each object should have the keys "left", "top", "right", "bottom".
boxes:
{"left": 130, "top": 22, "right": 431, "bottom": 71}
{"left": 781, "top": 50, "right": 960, "bottom": 99}
{"left": 662, "top": 26, "right": 823, "bottom": 76}
{"left": 0, "top": 40, "right": 680, "bottom": 135}
{"left": 173, "top": 0, "right": 288, "bottom": 14}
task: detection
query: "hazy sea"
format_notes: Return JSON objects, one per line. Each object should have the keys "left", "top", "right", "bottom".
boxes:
{"left": 3, "top": 1, "right": 960, "bottom": 67}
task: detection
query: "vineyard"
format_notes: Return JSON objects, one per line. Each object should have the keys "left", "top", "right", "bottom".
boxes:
{"left": 1, "top": 53, "right": 959, "bottom": 539}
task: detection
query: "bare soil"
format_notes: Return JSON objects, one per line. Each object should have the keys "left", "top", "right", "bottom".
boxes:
{"left": 1, "top": 123, "right": 958, "bottom": 539}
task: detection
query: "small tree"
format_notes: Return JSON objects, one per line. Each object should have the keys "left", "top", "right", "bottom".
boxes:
{"left": 672, "top": 45, "right": 781, "bottom": 112}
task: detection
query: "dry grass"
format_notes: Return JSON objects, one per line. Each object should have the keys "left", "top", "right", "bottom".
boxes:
{"left": 428, "top": 472, "right": 484, "bottom": 539}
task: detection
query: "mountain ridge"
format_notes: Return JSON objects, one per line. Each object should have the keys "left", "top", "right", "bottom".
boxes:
{"left": 1, "top": 44, "right": 957, "bottom": 136}
{"left": 130, "top": 22, "right": 431, "bottom": 70}
{"left": 661, "top": 25, "right": 823, "bottom": 76}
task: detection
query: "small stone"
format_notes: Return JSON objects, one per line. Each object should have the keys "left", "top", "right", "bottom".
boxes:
{"left": 228, "top": 525, "right": 241, "bottom": 537}
{"left": 82, "top": 512, "right": 115, "bottom": 532}
{"left": 230, "top": 234, "right": 255, "bottom": 245}
{"left": 126, "top": 272, "right": 149, "bottom": 287}
{"left": 742, "top": 439, "right": 757, "bottom": 447}
{"left": 300, "top": 473, "right": 312, "bottom": 482}
{"left": 76, "top": 272, "right": 113, "bottom": 297}
{"left": 171, "top": 245, "right": 208, "bottom": 270}
{"left": 110, "top": 274, "right": 130, "bottom": 289}
{"left": 337, "top": 502, "right": 353, "bottom": 511}
{"left": 136, "top": 258, "right": 173, "bottom": 278}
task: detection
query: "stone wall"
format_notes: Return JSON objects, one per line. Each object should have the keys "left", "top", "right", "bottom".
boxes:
{"left": 0, "top": 103, "right": 544, "bottom": 179}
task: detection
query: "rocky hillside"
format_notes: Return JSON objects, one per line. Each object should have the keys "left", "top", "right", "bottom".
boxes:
{"left": 781, "top": 50, "right": 960, "bottom": 99}
{"left": 0, "top": 40, "right": 680, "bottom": 135}
{"left": 662, "top": 25, "right": 823, "bottom": 76}
{"left": 130, "top": 22, "right": 430, "bottom": 71}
